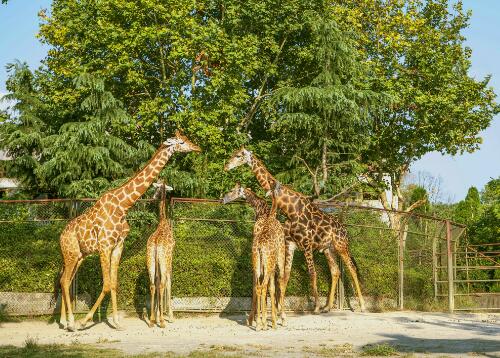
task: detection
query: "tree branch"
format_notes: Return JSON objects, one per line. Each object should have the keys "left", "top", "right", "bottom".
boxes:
{"left": 238, "top": 35, "right": 288, "bottom": 132}
{"left": 405, "top": 197, "right": 427, "bottom": 213}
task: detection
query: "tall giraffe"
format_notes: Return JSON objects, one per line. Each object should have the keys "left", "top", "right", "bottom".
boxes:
{"left": 222, "top": 182, "right": 286, "bottom": 328}
{"left": 146, "top": 180, "right": 175, "bottom": 328}
{"left": 57, "top": 131, "right": 201, "bottom": 331}
{"left": 225, "top": 147, "right": 366, "bottom": 313}
{"left": 223, "top": 182, "right": 285, "bottom": 330}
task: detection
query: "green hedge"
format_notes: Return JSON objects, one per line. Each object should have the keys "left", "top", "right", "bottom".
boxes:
{"left": 0, "top": 201, "right": 433, "bottom": 311}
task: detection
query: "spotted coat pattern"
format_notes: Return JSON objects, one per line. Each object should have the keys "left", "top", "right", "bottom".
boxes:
{"left": 222, "top": 183, "right": 286, "bottom": 330}
{"left": 225, "top": 148, "right": 366, "bottom": 313}
{"left": 57, "top": 131, "right": 200, "bottom": 332}
{"left": 146, "top": 183, "right": 175, "bottom": 328}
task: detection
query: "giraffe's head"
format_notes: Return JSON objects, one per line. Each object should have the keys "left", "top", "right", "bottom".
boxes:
{"left": 152, "top": 180, "right": 173, "bottom": 198}
{"left": 221, "top": 182, "right": 246, "bottom": 204}
{"left": 224, "top": 147, "right": 252, "bottom": 171}
{"left": 164, "top": 130, "right": 202, "bottom": 153}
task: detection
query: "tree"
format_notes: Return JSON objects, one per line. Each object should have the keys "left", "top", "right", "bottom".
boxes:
{"left": 468, "top": 178, "right": 499, "bottom": 246}
{"left": 271, "top": 18, "right": 389, "bottom": 198}
{"left": 331, "top": 0, "right": 498, "bottom": 226}
{"left": 35, "top": 0, "right": 331, "bottom": 197}
{"left": 1, "top": 65, "right": 152, "bottom": 197}
{"left": 0, "top": 61, "right": 46, "bottom": 194}
{"left": 454, "top": 186, "right": 482, "bottom": 225}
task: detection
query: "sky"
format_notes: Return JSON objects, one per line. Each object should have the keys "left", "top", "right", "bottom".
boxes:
{"left": 0, "top": 0, "right": 499, "bottom": 202}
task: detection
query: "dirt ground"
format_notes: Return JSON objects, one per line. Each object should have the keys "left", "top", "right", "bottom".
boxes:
{"left": 0, "top": 311, "right": 499, "bottom": 357}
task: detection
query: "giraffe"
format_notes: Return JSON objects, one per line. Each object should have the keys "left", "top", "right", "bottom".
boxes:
{"left": 225, "top": 147, "right": 366, "bottom": 313}
{"left": 222, "top": 182, "right": 286, "bottom": 330}
{"left": 56, "top": 131, "right": 201, "bottom": 331}
{"left": 146, "top": 180, "right": 175, "bottom": 328}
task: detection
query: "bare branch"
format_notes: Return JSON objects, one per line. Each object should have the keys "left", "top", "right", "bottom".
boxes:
{"left": 317, "top": 181, "right": 361, "bottom": 202}
{"left": 405, "top": 197, "right": 427, "bottom": 213}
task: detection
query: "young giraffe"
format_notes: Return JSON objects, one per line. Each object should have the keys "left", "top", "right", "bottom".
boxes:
{"left": 222, "top": 182, "right": 286, "bottom": 330}
{"left": 56, "top": 131, "right": 201, "bottom": 331}
{"left": 225, "top": 147, "right": 366, "bottom": 313}
{"left": 146, "top": 180, "right": 175, "bottom": 328}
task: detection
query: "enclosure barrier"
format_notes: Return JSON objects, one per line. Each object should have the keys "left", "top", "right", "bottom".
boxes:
{"left": 0, "top": 197, "right": 498, "bottom": 317}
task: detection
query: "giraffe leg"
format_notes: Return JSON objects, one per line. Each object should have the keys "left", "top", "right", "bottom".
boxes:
{"left": 276, "top": 240, "right": 287, "bottom": 326}
{"left": 261, "top": 267, "right": 270, "bottom": 331}
{"left": 60, "top": 258, "right": 78, "bottom": 331}
{"left": 59, "top": 278, "right": 66, "bottom": 328}
{"left": 339, "top": 250, "right": 366, "bottom": 312}
{"left": 282, "top": 240, "right": 296, "bottom": 312}
{"left": 248, "top": 251, "right": 259, "bottom": 327}
{"left": 78, "top": 251, "right": 112, "bottom": 329}
{"left": 269, "top": 271, "right": 277, "bottom": 330}
{"left": 158, "top": 247, "right": 167, "bottom": 328}
{"left": 304, "top": 248, "right": 320, "bottom": 314}
{"left": 165, "top": 250, "right": 174, "bottom": 323}
{"left": 69, "top": 257, "right": 84, "bottom": 313}
{"left": 110, "top": 242, "right": 125, "bottom": 330}
{"left": 322, "top": 248, "right": 340, "bottom": 313}
{"left": 255, "top": 284, "right": 262, "bottom": 331}
{"left": 147, "top": 243, "right": 156, "bottom": 327}
{"left": 247, "top": 276, "right": 257, "bottom": 327}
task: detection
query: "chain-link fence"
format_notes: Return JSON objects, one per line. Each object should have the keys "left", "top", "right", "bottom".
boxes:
{"left": 0, "top": 197, "right": 497, "bottom": 317}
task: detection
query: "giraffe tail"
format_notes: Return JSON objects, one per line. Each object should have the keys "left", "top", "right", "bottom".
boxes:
{"left": 255, "top": 249, "right": 267, "bottom": 286}
{"left": 51, "top": 266, "right": 63, "bottom": 307}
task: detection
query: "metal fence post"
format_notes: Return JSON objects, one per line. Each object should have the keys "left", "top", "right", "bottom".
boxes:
{"left": 432, "top": 234, "right": 438, "bottom": 301}
{"left": 398, "top": 216, "right": 405, "bottom": 310}
{"left": 446, "top": 220, "right": 454, "bottom": 313}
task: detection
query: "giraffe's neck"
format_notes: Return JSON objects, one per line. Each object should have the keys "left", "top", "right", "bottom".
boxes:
{"left": 250, "top": 157, "right": 276, "bottom": 191}
{"left": 249, "top": 155, "right": 306, "bottom": 220}
{"left": 159, "top": 187, "right": 167, "bottom": 220}
{"left": 244, "top": 189, "right": 270, "bottom": 218}
{"left": 114, "top": 146, "right": 174, "bottom": 210}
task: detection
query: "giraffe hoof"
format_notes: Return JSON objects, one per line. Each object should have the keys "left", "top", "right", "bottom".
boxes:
{"left": 167, "top": 316, "right": 174, "bottom": 323}
{"left": 77, "top": 320, "right": 87, "bottom": 330}
{"left": 148, "top": 322, "right": 154, "bottom": 328}
{"left": 160, "top": 322, "right": 166, "bottom": 329}
{"left": 67, "top": 324, "right": 76, "bottom": 332}
{"left": 114, "top": 324, "right": 125, "bottom": 331}
{"left": 313, "top": 308, "right": 321, "bottom": 315}
{"left": 321, "top": 305, "right": 332, "bottom": 313}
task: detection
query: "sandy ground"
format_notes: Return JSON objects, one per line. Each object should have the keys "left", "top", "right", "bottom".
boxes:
{"left": 0, "top": 311, "right": 499, "bottom": 357}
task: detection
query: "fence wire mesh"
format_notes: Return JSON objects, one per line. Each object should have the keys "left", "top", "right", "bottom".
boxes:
{"left": 0, "top": 197, "right": 497, "bottom": 317}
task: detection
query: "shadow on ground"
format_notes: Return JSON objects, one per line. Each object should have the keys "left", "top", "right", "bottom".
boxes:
{"left": 374, "top": 333, "right": 500, "bottom": 356}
